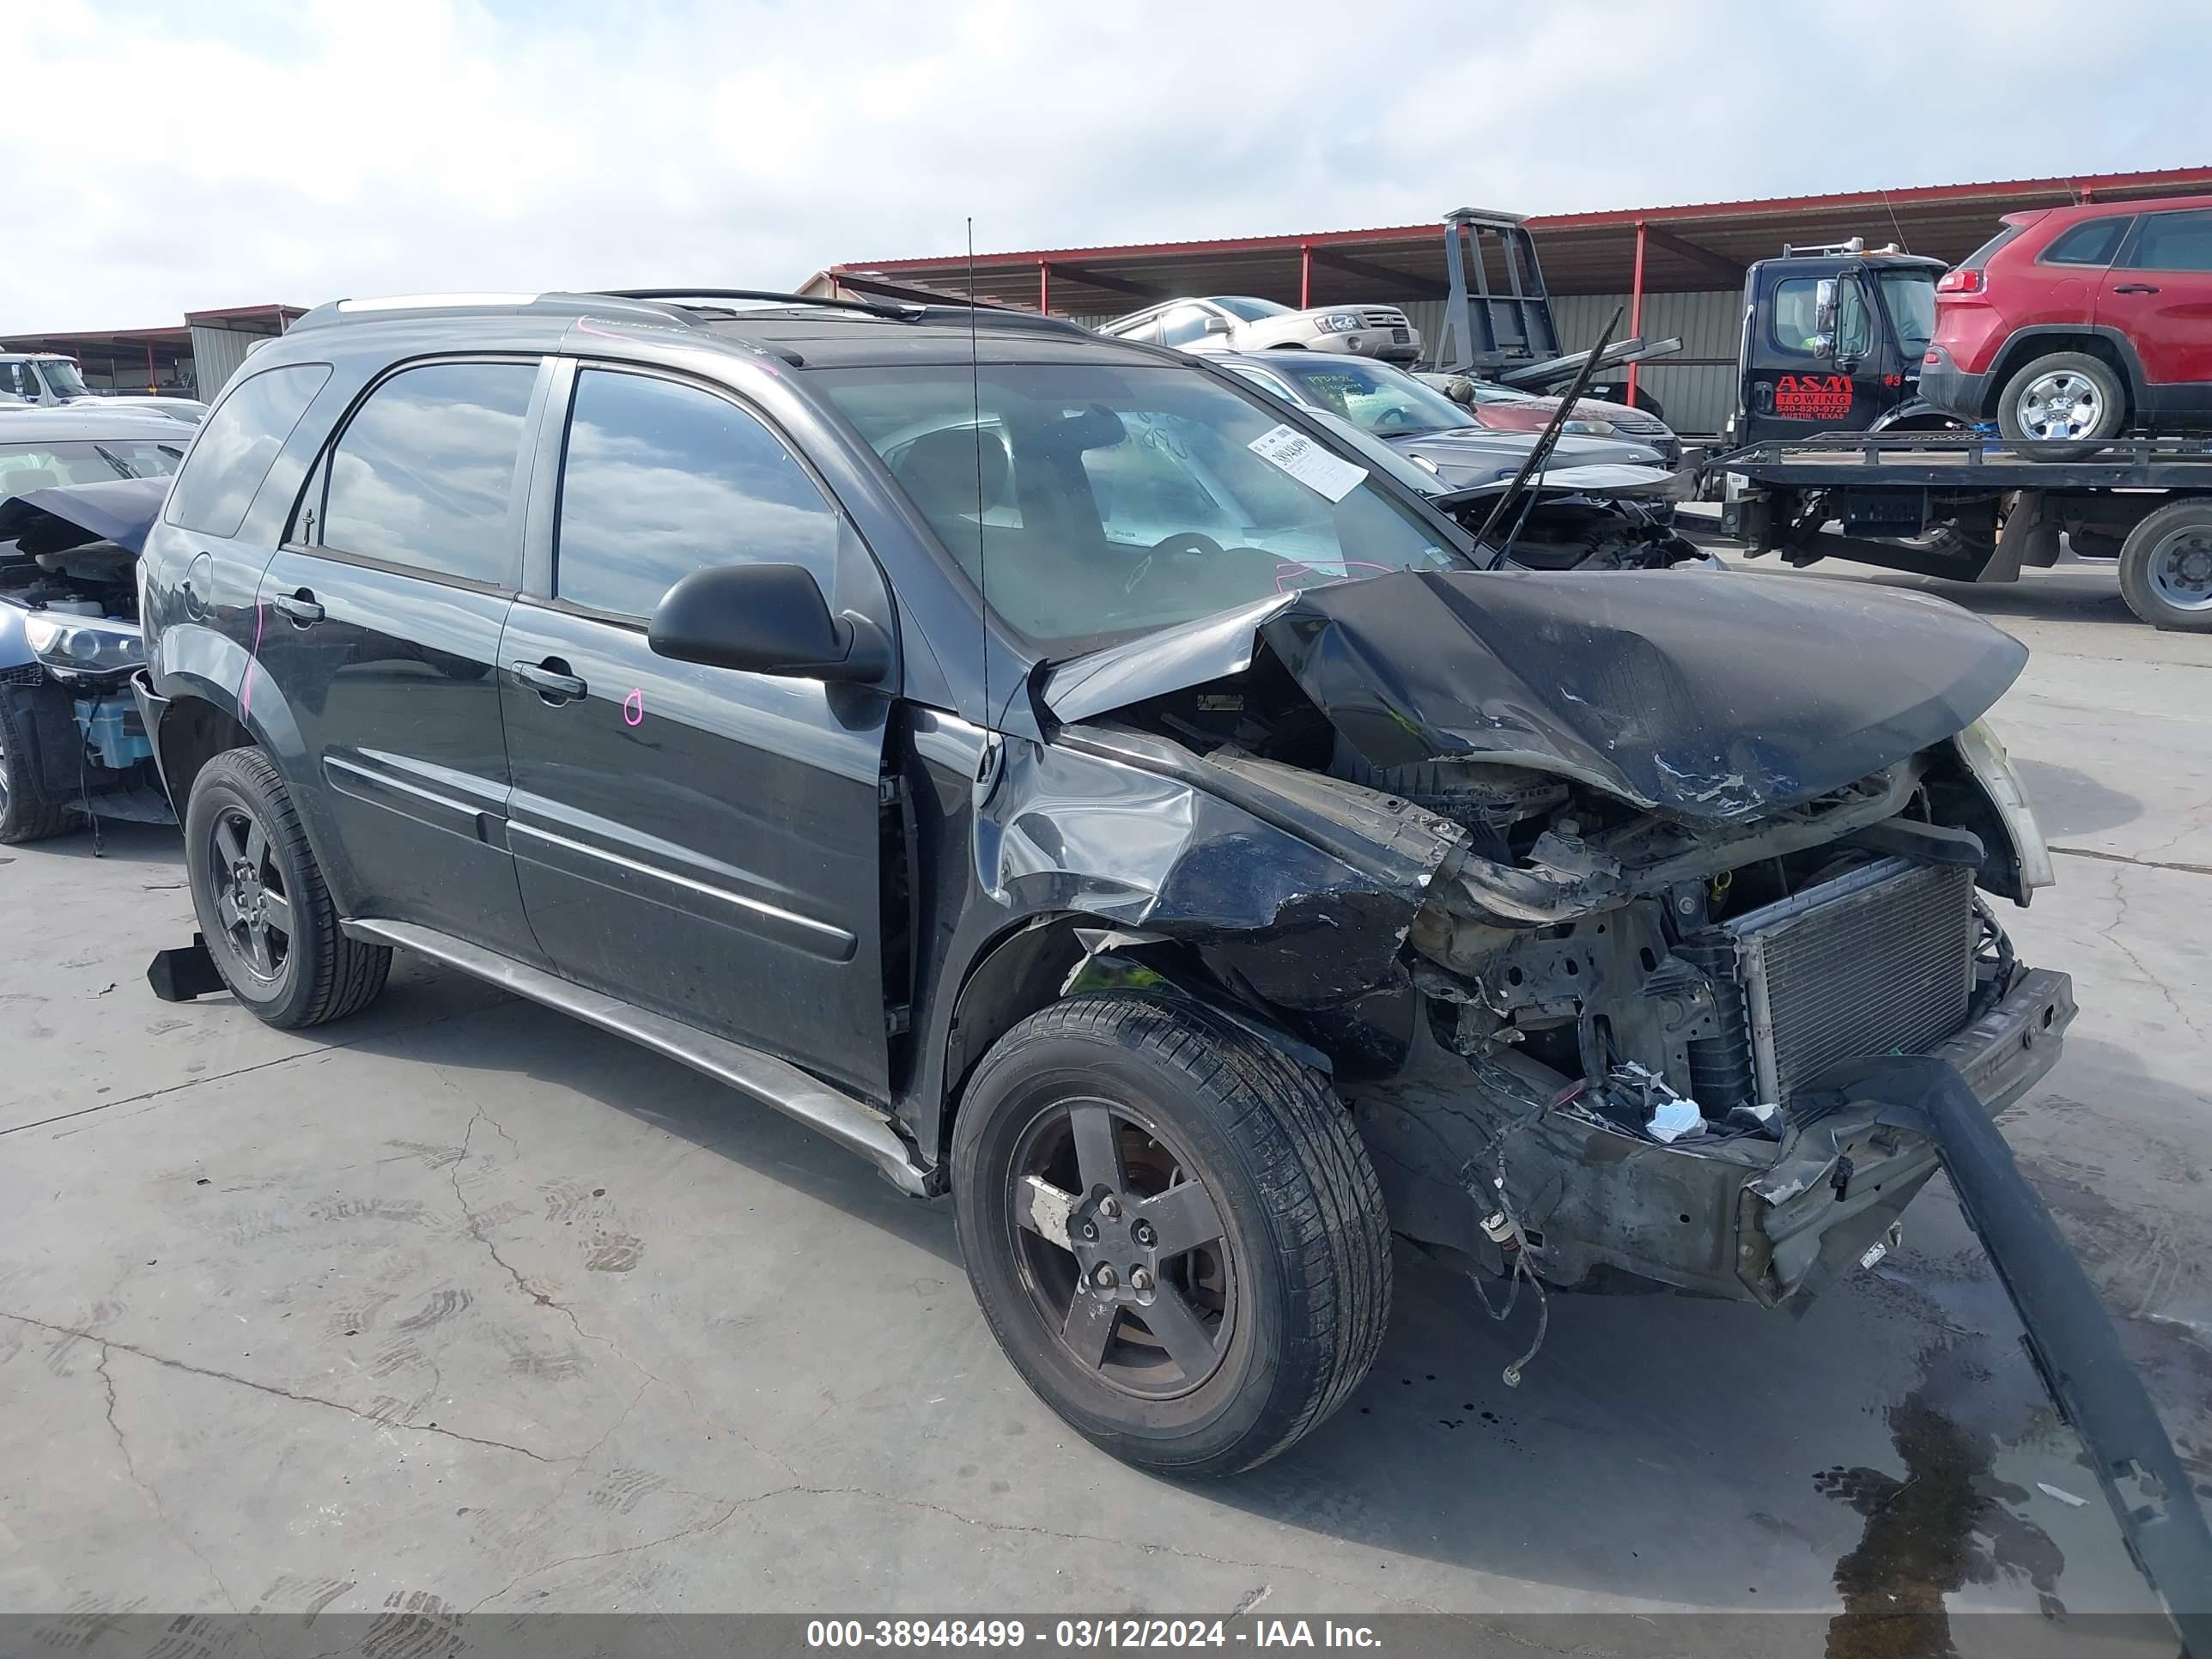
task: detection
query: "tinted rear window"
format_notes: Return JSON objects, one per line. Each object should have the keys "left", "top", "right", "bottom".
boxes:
{"left": 2040, "top": 217, "right": 2130, "bottom": 266}
{"left": 319, "top": 361, "right": 538, "bottom": 586}
{"left": 2127, "top": 210, "right": 2212, "bottom": 273}
{"left": 164, "top": 363, "right": 331, "bottom": 538}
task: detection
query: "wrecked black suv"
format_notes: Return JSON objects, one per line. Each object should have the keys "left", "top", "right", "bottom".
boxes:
{"left": 135, "top": 290, "right": 2074, "bottom": 1476}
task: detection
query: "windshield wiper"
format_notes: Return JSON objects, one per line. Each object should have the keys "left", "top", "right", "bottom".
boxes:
{"left": 89, "top": 444, "right": 142, "bottom": 480}
{"left": 1468, "top": 307, "right": 1623, "bottom": 566}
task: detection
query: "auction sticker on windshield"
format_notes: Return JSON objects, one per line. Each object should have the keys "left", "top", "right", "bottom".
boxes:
{"left": 1248, "top": 423, "right": 1367, "bottom": 502}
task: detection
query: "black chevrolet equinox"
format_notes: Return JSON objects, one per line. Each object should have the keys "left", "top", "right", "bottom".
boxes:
{"left": 136, "top": 289, "right": 2075, "bottom": 1475}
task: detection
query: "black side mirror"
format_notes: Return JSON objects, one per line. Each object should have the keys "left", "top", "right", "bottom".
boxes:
{"left": 647, "top": 562, "right": 889, "bottom": 683}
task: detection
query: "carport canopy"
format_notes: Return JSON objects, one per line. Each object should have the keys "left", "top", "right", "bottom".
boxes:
{"left": 821, "top": 166, "right": 2212, "bottom": 318}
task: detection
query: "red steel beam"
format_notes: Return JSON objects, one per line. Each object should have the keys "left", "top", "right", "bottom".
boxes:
{"left": 1626, "top": 222, "right": 1646, "bottom": 405}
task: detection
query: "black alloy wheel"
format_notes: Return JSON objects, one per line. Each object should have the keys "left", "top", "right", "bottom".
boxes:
{"left": 1007, "top": 1094, "right": 1237, "bottom": 1398}
{"left": 953, "top": 993, "right": 1391, "bottom": 1476}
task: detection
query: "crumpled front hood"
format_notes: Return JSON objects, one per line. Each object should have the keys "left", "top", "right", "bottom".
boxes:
{"left": 1045, "top": 568, "right": 2027, "bottom": 823}
{"left": 0, "top": 475, "right": 169, "bottom": 556}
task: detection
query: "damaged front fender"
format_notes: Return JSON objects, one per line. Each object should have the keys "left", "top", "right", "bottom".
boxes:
{"left": 994, "top": 724, "right": 1465, "bottom": 1012}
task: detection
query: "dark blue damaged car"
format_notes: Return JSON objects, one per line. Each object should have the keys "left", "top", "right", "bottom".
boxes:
{"left": 0, "top": 410, "right": 189, "bottom": 841}
{"left": 132, "top": 289, "right": 2081, "bottom": 1480}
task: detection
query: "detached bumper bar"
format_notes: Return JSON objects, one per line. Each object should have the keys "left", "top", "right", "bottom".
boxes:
{"left": 1800, "top": 1053, "right": 2212, "bottom": 1654}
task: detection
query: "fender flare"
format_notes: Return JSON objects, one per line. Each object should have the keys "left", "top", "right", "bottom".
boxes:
{"left": 922, "top": 910, "right": 1335, "bottom": 1174}
{"left": 1984, "top": 325, "right": 2150, "bottom": 414}
{"left": 1869, "top": 397, "right": 1964, "bottom": 434}
{"left": 146, "top": 617, "right": 365, "bottom": 913}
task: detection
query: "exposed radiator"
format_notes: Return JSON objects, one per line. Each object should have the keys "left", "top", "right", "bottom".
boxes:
{"left": 1689, "top": 857, "right": 1977, "bottom": 1109}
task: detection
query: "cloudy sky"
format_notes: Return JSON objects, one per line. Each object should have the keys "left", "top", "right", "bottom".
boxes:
{"left": 7, "top": 0, "right": 2207, "bottom": 331}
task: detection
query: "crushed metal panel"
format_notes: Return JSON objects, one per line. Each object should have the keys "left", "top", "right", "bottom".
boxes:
{"left": 1041, "top": 568, "right": 2026, "bottom": 823}
{"left": 1039, "top": 593, "right": 1297, "bottom": 726}
{"left": 1259, "top": 570, "right": 2026, "bottom": 822}
{"left": 980, "top": 729, "right": 1465, "bottom": 1012}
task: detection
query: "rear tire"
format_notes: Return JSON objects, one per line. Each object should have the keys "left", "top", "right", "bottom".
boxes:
{"left": 952, "top": 992, "right": 1390, "bottom": 1477}
{"left": 0, "top": 686, "right": 80, "bottom": 844}
{"left": 1996, "top": 351, "right": 2126, "bottom": 457}
{"left": 2118, "top": 499, "right": 2212, "bottom": 631}
{"left": 183, "top": 747, "right": 391, "bottom": 1027}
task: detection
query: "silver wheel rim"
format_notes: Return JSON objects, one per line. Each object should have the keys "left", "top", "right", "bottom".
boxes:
{"left": 209, "top": 805, "right": 294, "bottom": 982}
{"left": 2016, "top": 369, "right": 2106, "bottom": 441}
{"left": 2148, "top": 525, "right": 2212, "bottom": 612}
{"left": 0, "top": 722, "right": 9, "bottom": 811}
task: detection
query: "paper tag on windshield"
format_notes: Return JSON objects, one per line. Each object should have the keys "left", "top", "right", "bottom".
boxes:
{"left": 1248, "top": 424, "right": 1367, "bottom": 502}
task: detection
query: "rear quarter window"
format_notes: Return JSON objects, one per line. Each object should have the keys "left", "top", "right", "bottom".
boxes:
{"left": 1959, "top": 224, "right": 2025, "bottom": 270}
{"left": 2039, "top": 217, "right": 2130, "bottom": 266}
{"left": 164, "top": 363, "right": 333, "bottom": 538}
{"left": 316, "top": 360, "right": 538, "bottom": 587}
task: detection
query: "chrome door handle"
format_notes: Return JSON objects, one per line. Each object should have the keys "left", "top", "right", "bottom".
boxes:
{"left": 271, "top": 590, "right": 323, "bottom": 625}
{"left": 512, "top": 659, "right": 587, "bottom": 702}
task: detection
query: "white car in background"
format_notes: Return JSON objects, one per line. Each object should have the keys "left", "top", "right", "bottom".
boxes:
{"left": 1099, "top": 295, "right": 1420, "bottom": 362}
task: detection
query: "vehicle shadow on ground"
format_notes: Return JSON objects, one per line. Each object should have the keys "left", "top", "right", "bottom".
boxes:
{"left": 1723, "top": 552, "right": 2139, "bottom": 629}
{"left": 4, "top": 818, "right": 181, "bottom": 866}
{"left": 335, "top": 989, "right": 964, "bottom": 1266}
{"left": 2010, "top": 759, "right": 2143, "bottom": 839}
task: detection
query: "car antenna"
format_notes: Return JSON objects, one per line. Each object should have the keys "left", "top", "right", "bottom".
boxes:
{"left": 1880, "top": 188, "right": 1911, "bottom": 254}
{"left": 1470, "top": 306, "right": 1622, "bottom": 565}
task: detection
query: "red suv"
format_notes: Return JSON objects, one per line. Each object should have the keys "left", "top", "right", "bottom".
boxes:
{"left": 1922, "top": 193, "right": 2212, "bottom": 442}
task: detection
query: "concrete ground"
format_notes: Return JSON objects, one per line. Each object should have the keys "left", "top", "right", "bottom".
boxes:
{"left": 2, "top": 549, "right": 2207, "bottom": 1645}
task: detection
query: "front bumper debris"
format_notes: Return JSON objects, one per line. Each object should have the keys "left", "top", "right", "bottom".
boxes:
{"left": 1352, "top": 964, "right": 2077, "bottom": 1308}
{"left": 1747, "top": 966, "right": 2075, "bottom": 1304}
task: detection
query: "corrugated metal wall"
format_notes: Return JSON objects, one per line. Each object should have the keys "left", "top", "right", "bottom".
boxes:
{"left": 187, "top": 326, "right": 268, "bottom": 399}
{"left": 1399, "top": 288, "right": 1742, "bottom": 434}
{"left": 1072, "top": 288, "right": 1745, "bottom": 434}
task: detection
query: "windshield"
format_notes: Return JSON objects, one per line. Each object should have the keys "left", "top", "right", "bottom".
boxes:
{"left": 0, "top": 439, "right": 186, "bottom": 504}
{"left": 1878, "top": 270, "right": 1937, "bottom": 358}
{"left": 37, "top": 361, "right": 91, "bottom": 399}
{"left": 1211, "top": 295, "right": 1291, "bottom": 323}
{"left": 821, "top": 363, "right": 1468, "bottom": 655}
{"left": 1261, "top": 356, "right": 1475, "bottom": 436}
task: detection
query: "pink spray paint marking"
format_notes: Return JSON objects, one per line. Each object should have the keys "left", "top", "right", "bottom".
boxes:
{"left": 622, "top": 688, "right": 644, "bottom": 726}
{"left": 239, "top": 599, "right": 266, "bottom": 723}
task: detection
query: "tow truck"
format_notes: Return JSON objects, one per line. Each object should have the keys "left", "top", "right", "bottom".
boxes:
{"left": 1720, "top": 238, "right": 1957, "bottom": 448}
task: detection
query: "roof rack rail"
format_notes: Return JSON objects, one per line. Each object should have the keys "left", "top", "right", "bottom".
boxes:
{"left": 289, "top": 291, "right": 716, "bottom": 333}
{"left": 602, "top": 287, "right": 920, "bottom": 320}
{"left": 611, "top": 287, "right": 1092, "bottom": 339}
{"left": 286, "top": 286, "right": 1096, "bottom": 343}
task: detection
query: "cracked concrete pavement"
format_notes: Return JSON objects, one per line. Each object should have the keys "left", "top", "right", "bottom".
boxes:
{"left": 1, "top": 550, "right": 2208, "bottom": 1638}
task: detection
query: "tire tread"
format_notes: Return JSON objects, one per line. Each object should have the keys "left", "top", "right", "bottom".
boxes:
{"left": 960, "top": 991, "right": 1390, "bottom": 1474}
{"left": 192, "top": 748, "right": 391, "bottom": 1026}
{"left": 0, "top": 690, "right": 81, "bottom": 844}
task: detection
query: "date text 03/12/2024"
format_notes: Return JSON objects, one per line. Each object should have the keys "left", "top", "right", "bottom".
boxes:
{"left": 805, "top": 1620, "right": 1382, "bottom": 1649}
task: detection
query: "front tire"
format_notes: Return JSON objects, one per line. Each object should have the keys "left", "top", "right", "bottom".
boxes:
{"left": 952, "top": 993, "right": 1390, "bottom": 1477}
{"left": 183, "top": 747, "right": 391, "bottom": 1027}
{"left": 1997, "top": 351, "right": 2126, "bottom": 454}
{"left": 0, "top": 686, "right": 79, "bottom": 844}
{"left": 2118, "top": 499, "right": 2212, "bottom": 631}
